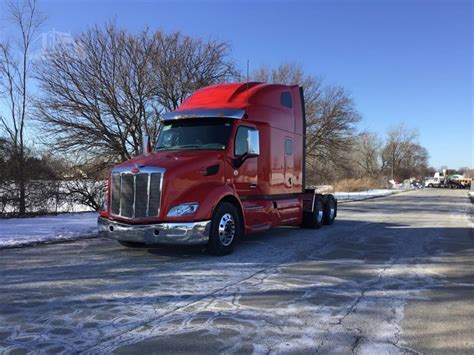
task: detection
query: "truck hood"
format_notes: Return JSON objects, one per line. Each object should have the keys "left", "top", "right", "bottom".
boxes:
{"left": 114, "top": 150, "right": 227, "bottom": 219}
{"left": 115, "top": 150, "right": 225, "bottom": 171}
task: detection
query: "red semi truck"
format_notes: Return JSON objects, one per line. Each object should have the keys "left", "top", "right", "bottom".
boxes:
{"left": 98, "top": 82, "right": 337, "bottom": 255}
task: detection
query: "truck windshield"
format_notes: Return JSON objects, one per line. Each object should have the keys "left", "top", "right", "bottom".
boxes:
{"left": 156, "top": 119, "right": 233, "bottom": 151}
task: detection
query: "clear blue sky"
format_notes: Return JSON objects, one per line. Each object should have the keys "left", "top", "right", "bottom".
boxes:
{"left": 1, "top": 0, "right": 472, "bottom": 169}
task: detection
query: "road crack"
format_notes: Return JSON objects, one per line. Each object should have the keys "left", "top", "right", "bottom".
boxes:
{"left": 316, "top": 259, "right": 396, "bottom": 353}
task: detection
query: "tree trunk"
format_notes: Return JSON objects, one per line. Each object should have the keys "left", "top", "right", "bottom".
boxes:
{"left": 19, "top": 179, "right": 26, "bottom": 215}
{"left": 18, "top": 152, "right": 26, "bottom": 215}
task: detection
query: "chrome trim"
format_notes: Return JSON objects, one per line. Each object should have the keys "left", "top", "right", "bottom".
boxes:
{"left": 133, "top": 174, "right": 136, "bottom": 219}
{"left": 247, "top": 128, "right": 260, "bottom": 155}
{"left": 244, "top": 205, "right": 263, "bottom": 210}
{"left": 112, "top": 166, "right": 166, "bottom": 174}
{"left": 109, "top": 166, "right": 165, "bottom": 220}
{"left": 162, "top": 109, "right": 245, "bottom": 121}
{"left": 98, "top": 217, "right": 211, "bottom": 245}
{"left": 146, "top": 174, "right": 151, "bottom": 217}
{"left": 119, "top": 174, "right": 123, "bottom": 215}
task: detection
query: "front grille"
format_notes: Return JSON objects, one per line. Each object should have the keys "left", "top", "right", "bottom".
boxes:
{"left": 110, "top": 167, "right": 163, "bottom": 219}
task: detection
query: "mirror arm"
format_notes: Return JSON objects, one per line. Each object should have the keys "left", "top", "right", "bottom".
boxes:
{"left": 233, "top": 153, "right": 248, "bottom": 169}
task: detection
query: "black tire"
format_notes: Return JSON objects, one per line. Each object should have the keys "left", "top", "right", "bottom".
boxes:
{"left": 118, "top": 240, "right": 146, "bottom": 248}
{"left": 301, "top": 194, "right": 324, "bottom": 229}
{"left": 207, "top": 202, "right": 241, "bottom": 256}
{"left": 323, "top": 194, "right": 337, "bottom": 225}
{"left": 428, "top": 184, "right": 433, "bottom": 188}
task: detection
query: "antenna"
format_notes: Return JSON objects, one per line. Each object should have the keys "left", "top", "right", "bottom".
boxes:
{"left": 245, "top": 59, "right": 250, "bottom": 102}
{"left": 246, "top": 59, "right": 250, "bottom": 102}
{"left": 246, "top": 59, "right": 250, "bottom": 83}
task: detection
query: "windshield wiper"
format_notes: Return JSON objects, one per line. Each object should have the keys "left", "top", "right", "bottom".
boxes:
{"left": 156, "top": 144, "right": 225, "bottom": 151}
{"left": 176, "top": 144, "right": 202, "bottom": 149}
{"left": 156, "top": 144, "right": 202, "bottom": 151}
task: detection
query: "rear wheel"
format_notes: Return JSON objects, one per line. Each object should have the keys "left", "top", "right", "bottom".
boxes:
{"left": 323, "top": 194, "right": 337, "bottom": 225}
{"left": 207, "top": 202, "right": 241, "bottom": 256}
{"left": 118, "top": 240, "right": 146, "bottom": 248}
{"left": 302, "top": 194, "right": 324, "bottom": 229}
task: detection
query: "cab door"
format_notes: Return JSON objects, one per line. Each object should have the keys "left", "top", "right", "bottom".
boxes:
{"left": 232, "top": 125, "right": 259, "bottom": 197}
{"left": 284, "top": 137, "right": 294, "bottom": 190}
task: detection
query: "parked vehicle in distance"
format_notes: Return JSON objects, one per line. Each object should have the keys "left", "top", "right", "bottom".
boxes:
{"left": 424, "top": 172, "right": 446, "bottom": 188}
{"left": 98, "top": 82, "right": 337, "bottom": 255}
{"left": 424, "top": 171, "right": 471, "bottom": 189}
{"left": 446, "top": 176, "right": 472, "bottom": 189}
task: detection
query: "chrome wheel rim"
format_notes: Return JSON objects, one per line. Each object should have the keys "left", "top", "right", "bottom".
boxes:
{"left": 329, "top": 201, "right": 335, "bottom": 219}
{"left": 218, "top": 213, "right": 236, "bottom": 246}
{"left": 316, "top": 202, "right": 323, "bottom": 223}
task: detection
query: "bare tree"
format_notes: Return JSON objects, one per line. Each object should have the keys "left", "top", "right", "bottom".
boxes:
{"left": 354, "top": 132, "right": 382, "bottom": 178}
{"left": 381, "top": 125, "right": 428, "bottom": 180}
{"left": 60, "top": 162, "right": 107, "bottom": 211}
{"left": 151, "top": 31, "right": 238, "bottom": 111}
{"left": 457, "top": 166, "right": 470, "bottom": 175}
{"left": 0, "top": 0, "right": 44, "bottom": 215}
{"left": 253, "top": 63, "right": 360, "bottom": 183}
{"left": 462, "top": 169, "right": 474, "bottom": 179}
{"left": 35, "top": 24, "right": 237, "bottom": 163}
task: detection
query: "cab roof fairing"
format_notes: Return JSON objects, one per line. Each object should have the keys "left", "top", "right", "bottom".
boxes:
{"left": 160, "top": 82, "right": 301, "bottom": 124}
{"left": 161, "top": 108, "right": 246, "bottom": 121}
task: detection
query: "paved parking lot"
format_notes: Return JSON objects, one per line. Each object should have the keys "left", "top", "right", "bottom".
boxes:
{"left": 0, "top": 189, "right": 472, "bottom": 354}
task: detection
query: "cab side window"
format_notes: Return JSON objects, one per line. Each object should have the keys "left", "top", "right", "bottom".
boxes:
{"left": 235, "top": 126, "right": 250, "bottom": 156}
{"left": 285, "top": 138, "right": 293, "bottom": 155}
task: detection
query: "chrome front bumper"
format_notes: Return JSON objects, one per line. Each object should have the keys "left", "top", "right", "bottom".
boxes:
{"left": 98, "top": 217, "right": 211, "bottom": 245}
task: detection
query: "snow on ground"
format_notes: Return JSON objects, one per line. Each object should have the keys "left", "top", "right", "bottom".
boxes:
{"left": 335, "top": 188, "right": 410, "bottom": 202}
{"left": 0, "top": 212, "right": 98, "bottom": 249}
{"left": 0, "top": 188, "right": 410, "bottom": 249}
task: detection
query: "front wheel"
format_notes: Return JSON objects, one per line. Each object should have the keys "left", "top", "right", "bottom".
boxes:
{"left": 207, "top": 202, "right": 241, "bottom": 256}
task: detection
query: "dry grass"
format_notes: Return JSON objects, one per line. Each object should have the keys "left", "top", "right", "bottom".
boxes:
{"left": 331, "top": 178, "right": 383, "bottom": 192}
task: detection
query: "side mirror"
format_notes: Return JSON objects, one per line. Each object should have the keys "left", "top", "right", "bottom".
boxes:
{"left": 247, "top": 128, "right": 260, "bottom": 157}
{"left": 233, "top": 128, "right": 259, "bottom": 168}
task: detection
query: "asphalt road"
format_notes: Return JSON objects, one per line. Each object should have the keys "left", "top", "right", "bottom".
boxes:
{"left": 0, "top": 189, "right": 472, "bottom": 354}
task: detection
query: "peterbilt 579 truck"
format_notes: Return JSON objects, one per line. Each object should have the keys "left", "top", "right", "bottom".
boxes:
{"left": 98, "top": 82, "right": 337, "bottom": 255}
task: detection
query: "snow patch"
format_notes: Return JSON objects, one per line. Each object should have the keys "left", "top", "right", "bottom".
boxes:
{"left": 335, "top": 189, "right": 408, "bottom": 202}
{"left": 0, "top": 212, "right": 98, "bottom": 248}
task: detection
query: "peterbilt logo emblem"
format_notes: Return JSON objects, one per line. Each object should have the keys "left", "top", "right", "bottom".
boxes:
{"left": 131, "top": 167, "right": 140, "bottom": 174}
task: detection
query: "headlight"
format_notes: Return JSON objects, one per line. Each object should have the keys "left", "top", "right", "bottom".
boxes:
{"left": 167, "top": 203, "right": 199, "bottom": 217}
